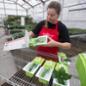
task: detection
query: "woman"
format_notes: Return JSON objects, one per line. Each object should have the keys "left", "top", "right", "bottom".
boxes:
{"left": 29, "top": 1, "right": 71, "bottom": 61}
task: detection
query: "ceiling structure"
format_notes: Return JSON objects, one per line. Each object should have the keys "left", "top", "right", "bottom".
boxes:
{"left": 0, "top": 0, "right": 50, "bottom": 17}
{"left": 0, "top": 0, "right": 86, "bottom": 24}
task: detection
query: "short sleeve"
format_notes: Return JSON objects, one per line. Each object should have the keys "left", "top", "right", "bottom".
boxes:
{"left": 32, "top": 20, "right": 45, "bottom": 36}
{"left": 58, "top": 22, "right": 71, "bottom": 43}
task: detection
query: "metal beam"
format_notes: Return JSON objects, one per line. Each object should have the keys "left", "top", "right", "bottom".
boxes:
{"left": 3, "top": 0, "right": 6, "bottom": 16}
{"left": 0, "top": 0, "right": 25, "bottom": 11}
{"left": 27, "top": 3, "right": 42, "bottom": 10}
{"left": 7, "top": 0, "right": 26, "bottom": 10}
{"left": 43, "top": 0, "right": 50, "bottom": 3}
{"left": 40, "top": 0, "right": 46, "bottom": 19}
{"left": 69, "top": 7, "right": 86, "bottom": 12}
{"left": 26, "top": 0, "right": 50, "bottom": 17}
{"left": 16, "top": 0, "right": 18, "bottom": 15}
{"left": 40, "top": 0, "right": 45, "bottom": 4}
{"left": 64, "top": 2, "right": 86, "bottom": 8}
{"left": 21, "top": 3, "right": 26, "bottom": 7}
{"left": 0, "top": 1, "right": 26, "bottom": 9}
{"left": 0, "top": 1, "right": 14, "bottom": 4}
{"left": 0, "top": 13, "right": 26, "bottom": 16}
{"left": 0, "top": 7, "right": 24, "bottom": 11}
{"left": 33, "top": 3, "right": 41, "bottom": 7}
{"left": 23, "top": 0, "right": 33, "bottom": 8}
{"left": 28, "top": 0, "right": 50, "bottom": 10}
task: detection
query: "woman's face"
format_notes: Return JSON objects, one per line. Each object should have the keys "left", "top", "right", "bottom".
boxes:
{"left": 47, "top": 8, "right": 58, "bottom": 24}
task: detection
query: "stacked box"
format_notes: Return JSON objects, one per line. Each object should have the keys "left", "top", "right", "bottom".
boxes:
{"left": 36, "top": 60, "right": 56, "bottom": 84}
{"left": 23, "top": 57, "right": 45, "bottom": 78}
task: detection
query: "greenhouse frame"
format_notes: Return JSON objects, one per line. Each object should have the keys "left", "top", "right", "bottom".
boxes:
{"left": 0, "top": 0, "right": 86, "bottom": 86}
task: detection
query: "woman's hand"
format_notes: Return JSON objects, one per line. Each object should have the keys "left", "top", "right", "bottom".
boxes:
{"left": 44, "top": 37, "right": 58, "bottom": 47}
{"left": 28, "top": 31, "right": 35, "bottom": 38}
{"left": 43, "top": 37, "right": 71, "bottom": 49}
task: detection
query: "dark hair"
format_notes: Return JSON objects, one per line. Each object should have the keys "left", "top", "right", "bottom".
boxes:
{"left": 47, "top": 1, "right": 61, "bottom": 15}
{"left": 45, "top": 1, "right": 61, "bottom": 27}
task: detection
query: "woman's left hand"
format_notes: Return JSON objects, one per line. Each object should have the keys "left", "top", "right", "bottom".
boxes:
{"left": 44, "top": 37, "right": 58, "bottom": 47}
{"left": 42, "top": 37, "right": 71, "bottom": 49}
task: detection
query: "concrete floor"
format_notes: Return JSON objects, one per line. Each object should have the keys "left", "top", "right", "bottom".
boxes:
{"left": 69, "top": 56, "right": 80, "bottom": 86}
{"left": 0, "top": 28, "right": 17, "bottom": 79}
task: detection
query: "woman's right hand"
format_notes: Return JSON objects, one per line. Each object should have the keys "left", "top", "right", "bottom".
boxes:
{"left": 28, "top": 31, "right": 35, "bottom": 38}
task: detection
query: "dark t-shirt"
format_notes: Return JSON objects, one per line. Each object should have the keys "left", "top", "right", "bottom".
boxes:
{"left": 32, "top": 20, "right": 70, "bottom": 43}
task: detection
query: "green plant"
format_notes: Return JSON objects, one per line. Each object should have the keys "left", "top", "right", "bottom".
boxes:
{"left": 54, "top": 63, "right": 71, "bottom": 85}
{"left": 54, "top": 67, "right": 71, "bottom": 85}
{"left": 10, "top": 29, "right": 23, "bottom": 34}
{"left": 4, "top": 15, "right": 21, "bottom": 26}
{"left": 4, "top": 15, "right": 37, "bottom": 37}
{"left": 12, "top": 32, "right": 25, "bottom": 39}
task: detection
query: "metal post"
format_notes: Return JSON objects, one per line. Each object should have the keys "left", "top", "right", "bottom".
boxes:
{"left": 26, "top": 9, "right": 28, "bottom": 16}
{"left": 60, "top": 0, "right": 64, "bottom": 21}
{"left": 32, "top": 7, "right": 34, "bottom": 19}
{"left": 3, "top": 0, "right": 6, "bottom": 16}
{"left": 16, "top": 0, "right": 18, "bottom": 16}
{"left": 40, "top": 0, "right": 45, "bottom": 20}
{"left": 43, "top": 3, "right": 45, "bottom": 19}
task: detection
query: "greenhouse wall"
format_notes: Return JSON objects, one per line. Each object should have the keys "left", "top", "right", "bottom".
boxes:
{"left": 60, "top": 0, "right": 86, "bottom": 29}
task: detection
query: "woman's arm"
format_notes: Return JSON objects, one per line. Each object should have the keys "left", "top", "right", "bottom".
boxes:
{"left": 55, "top": 41, "right": 71, "bottom": 49}
{"left": 57, "top": 21, "right": 71, "bottom": 49}
{"left": 28, "top": 20, "right": 44, "bottom": 38}
{"left": 46, "top": 37, "right": 71, "bottom": 49}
